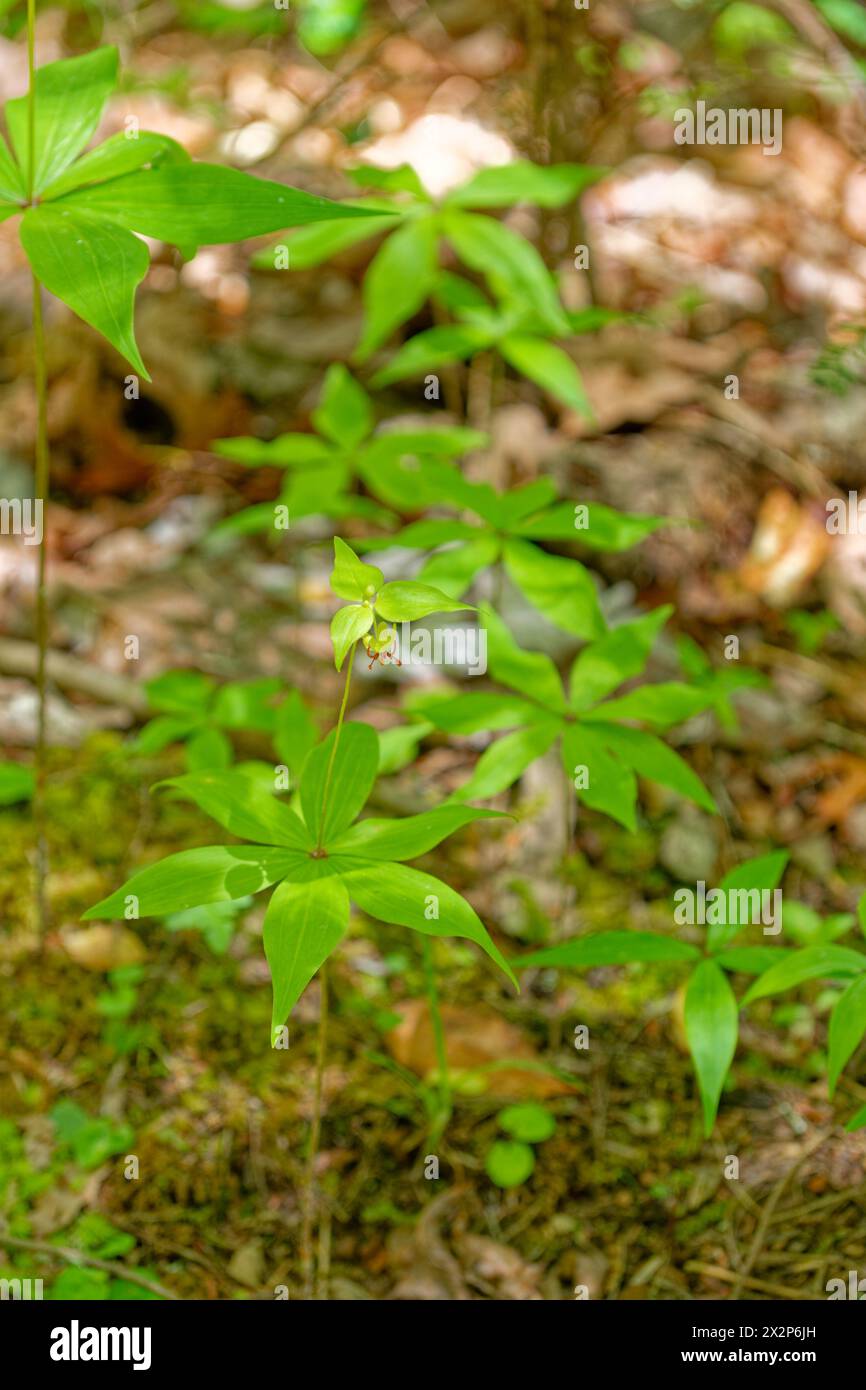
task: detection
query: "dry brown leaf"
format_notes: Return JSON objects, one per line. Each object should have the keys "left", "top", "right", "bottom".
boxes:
{"left": 737, "top": 488, "right": 830, "bottom": 604}
{"left": 61, "top": 925, "right": 146, "bottom": 971}
{"left": 386, "top": 1000, "right": 574, "bottom": 1098}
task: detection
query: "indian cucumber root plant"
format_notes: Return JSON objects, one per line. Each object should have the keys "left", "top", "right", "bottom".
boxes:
{"left": 8, "top": 0, "right": 866, "bottom": 1311}
{"left": 8, "top": 27, "right": 374, "bottom": 928}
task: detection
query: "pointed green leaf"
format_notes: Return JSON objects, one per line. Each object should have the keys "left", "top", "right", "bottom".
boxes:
{"left": 370, "top": 519, "right": 482, "bottom": 550}
{"left": 7, "top": 46, "right": 119, "bottom": 195}
{"left": 347, "top": 163, "right": 428, "bottom": 197}
{"left": 300, "top": 721, "right": 379, "bottom": 845}
{"left": 185, "top": 727, "right": 232, "bottom": 772}
{"left": 376, "top": 581, "right": 473, "bottom": 622}
{"left": 562, "top": 723, "right": 638, "bottom": 832}
{"left": 569, "top": 607, "right": 672, "bottom": 712}
{"left": 330, "top": 536, "right": 383, "bottom": 601}
{"left": 742, "top": 945, "right": 866, "bottom": 1006}
{"left": 715, "top": 947, "right": 793, "bottom": 974}
{"left": 484, "top": 608, "right": 566, "bottom": 712}
{"left": 707, "top": 850, "right": 790, "bottom": 953}
{"left": 497, "top": 479, "right": 558, "bottom": 527}
{"left": 157, "top": 772, "right": 312, "bottom": 848}
{"left": 251, "top": 200, "right": 397, "bottom": 270}
{"left": 0, "top": 132, "right": 24, "bottom": 203}
{"left": 21, "top": 205, "right": 150, "bottom": 377}
{"left": 449, "top": 719, "right": 561, "bottom": 803}
{"left": 500, "top": 335, "right": 593, "bottom": 419}
{"left": 274, "top": 691, "right": 319, "bottom": 779}
{"left": 356, "top": 214, "right": 439, "bottom": 359}
{"left": 377, "top": 721, "right": 432, "bottom": 775}
{"left": 58, "top": 164, "right": 376, "bottom": 245}
{"left": 371, "top": 324, "right": 497, "bottom": 387}
{"left": 145, "top": 669, "right": 214, "bottom": 714}
{"left": 135, "top": 715, "right": 200, "bottom": 755}
{"left": 82, "top": 845, "right": 300, "bottom": 919}
{"left": 503, "top": 538, "right": 605, "bottom": 640}
{"left": 515, "top": 500, "right": 668, "bottom": 549}
{"left": 416, "top": 534, "right": 500, "bottom": 600}
{"left": 264, "top": 877, "right": 349, "bottom": 1034}
{"left": 444, "top": 161, "right": 605, "bottom": 210}
{"left": 214, "top": 432, "right": 336, "bottom": 468}
{"left": 211, "top": 677, "right": 281, "bottom": 731}
{"left": 313, "top": 364, "right": 373, "bottom": 449}
{"left": 596, "top": 724, "right": 717, "bottom": 814}
{"left": 443, "top": 209, "right": 569, "bottom": 335}
{"left": 411, "top": 690, "right": 538, "bottom": 736}
{"left": 827, "top": 973, "right": 866, "bottom": 1096}
{"left": 330, "top": 603, "right": 374, "bottom": 670}
{"left": 329, "top": 804, "right": 504, "bottom": 860}
{"left": 846, "top": 1103, "right": 866, "bottom": 1132}
{"left": 42, "top": 130, "right": 189, "bottom": 200}
{"left": 343, "top": 860, "right": 517, "bottom": 988}
{"left": 684, "top": 959, "right": 738, "bottom": 1136}
{"left": 519, "top": 931, "right": 700, "bottom": 969}
{"left": 586, "top": 682, "right": 717, "bottom": 728}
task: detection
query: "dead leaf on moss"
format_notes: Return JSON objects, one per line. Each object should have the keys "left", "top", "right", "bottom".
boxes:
{"left": 386, "top": 1000, "right": 574, "bottom": 1098}
{"left": 61, "top": 925, "right": 146, "bottom": 972}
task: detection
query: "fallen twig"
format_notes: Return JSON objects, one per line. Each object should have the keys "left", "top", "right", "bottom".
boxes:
{"left": 0, "top": 1230, "right": 179, "bottom": 1301}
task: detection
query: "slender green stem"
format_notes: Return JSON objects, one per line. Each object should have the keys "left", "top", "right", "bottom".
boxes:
{"left": 31, "top": 275, "right": 48, "bottom": 933}
{"left": 300, "top": 959, "right": 328, "bottom": 1300}
{"left": 27, "top": 0, "right": 49, "bottom": 933}
{"left": 315, "top": 641, "right": 356, "bottom": 850}
{"left": 299, "top": 640, "right": 358, "bottom": 1296}
{"left": 422, "top": 936, "right": 452, "bottom": 1144}
{"left": 26, "top": 1, "right": 35, "bottom": 202}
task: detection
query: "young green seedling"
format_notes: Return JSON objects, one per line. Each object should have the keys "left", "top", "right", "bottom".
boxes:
{"left": 359, "top": 462, "right": 667, "bottom": 638}
{"left": 254, "top": 159, "right": 608, "bottom": 414}
{"left": 10, "top": 30, "right": 378, "bottom": 927}
{"left": 410, "top": 607, "right": 718, "bottom": 827}
{"left": 84, "top": 539, "right": 516, "bottom": 1036}
{"left": 485, "top": 1102, "right": 556, "bottom": 1189}
{"left": 741, "top": 889, "right": 866, "bottom": 1114}
{"left": 518, "top": 851, "right": 790, "bottom": 1135}
{"left": 212, "top": 364, "right": 486, "bottom": 535}
{"left": 137, "top": 672, "right": 317, "bottom": 779}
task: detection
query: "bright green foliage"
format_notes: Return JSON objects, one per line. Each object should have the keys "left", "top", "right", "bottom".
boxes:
{"left": 485, "top": 1101, "right": 556, "bottom": 1187}
{"left": 779, "top": 900, "right": 856, "bottom": 948}
{"left": 213, "top": 364, "right": 487, "bottom": 534}
{"left": 296, "top": 0, "right": 367, "bottom": 55}
{"left": 5, "top": 47, "right": 376, "bottom": 377}
{"left": 51, "top": 1099, "right": 133, "bottom": 1170}
{"left": 137, "top": 670, "right": 316, "bottom": 780}
{"left": 520, "top": 851, "right": 791, "bottom": 1134}
{"left": 0, "top": 761, "right": 34, "bottom": 804}
{"left": 410, "top": 608, "right": 717, "bottom": 828}
{"left": 360, "top": 465, "right": 667, "bottom": 637}
{"left": 328, "top": 537, "right": 473, "bottom": 670}
{"left": 165, "top": 898, "right": 253, "bottom": 955}
{"left": 253, "top": 159, "right": 607, "bottom": 412}
{"left": 485, "top": 1139, "right": 535, "bottom": 1188}
{"left": 742, "top": 896, "right": 866, "bottom": 1114}
{"left": 675, "top": 635, "right": 766, "bottom": 731}
{"left": 498, "top": 1101, "right": 556, "bottom": 1143}
{"left": 684, "top": 960, "right": 738, "bottom": 1136}
{"left": 84, "top": 728, "right": 516, "bottom": 1034}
